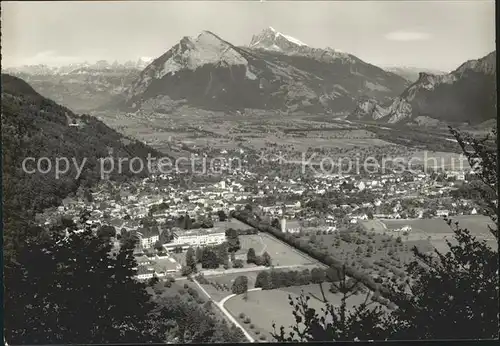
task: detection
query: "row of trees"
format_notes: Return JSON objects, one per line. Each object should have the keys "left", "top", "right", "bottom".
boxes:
{"left": 254, "top": 267, "right": 342, "bottom": 290}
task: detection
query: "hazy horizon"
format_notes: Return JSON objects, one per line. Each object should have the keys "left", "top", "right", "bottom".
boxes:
{"left": 1, "top": 1, "right": 495, "bottom": 72}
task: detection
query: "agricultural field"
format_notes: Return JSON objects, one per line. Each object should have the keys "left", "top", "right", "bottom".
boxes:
{"left": 224, "top": 283, "right": 384, "bottom": 341}
{"left": 281, "top": 283, "right": 387, "bottom": 312}
{"left": 257, "top": 233, "right": 318, "bottom": 267}
{"left": 95, "top": 109, "right": 443, "bottom": 168}
{"left": 408, "top": 150, "right": 470, "bottom": 170}
{"left": 296, "top": 226, "right": 422, "bottom": 285}
{"left": 234, "top": 234, "right": 267, "bottom": 259}
{"left": 225, "top": 289, "right": 298, "bottom": 341}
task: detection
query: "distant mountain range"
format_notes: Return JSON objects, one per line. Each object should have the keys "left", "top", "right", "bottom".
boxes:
{"left": 123, "top": 27, "right": 409, "bottom": 114}
{"left": 383, "top": 66, "right": 447, "bottom": 83}
{"left": 3, "top": 58, "right": 154, "bottom": 76}
{"left": 2, "top": 59, "right": 153, "bottom": 112}
{"left": 349, "top": 51, "right": 496, "bottom": 125}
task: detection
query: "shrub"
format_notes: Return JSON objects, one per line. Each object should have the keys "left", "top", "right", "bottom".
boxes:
{"left": 255, "top": 330, "right": 261, "bottom": 335}
{"left": 259, "top": 335, "right": 266, "bottom": 340}
{"left": 187, "top": 287, "right": 199, "bottom": 298}
{"left": 243, "top": 317, "right": 251, "bottom": 324}
{"left": 184, "top": 283, "right": 189, "bottom": 289}
{"left": 178, "top": 288, "right": 185, "bottom": 295}
{"left": 233, "top": 259, "right": 244, "bottom": 268}
{"left": 164, "top": 281, "right": 172, "bottom": 288}
{"left": 239, "top": 313, "right": 245, "bottom": 319}
{"left": 249, "top": 324, "right": 255, "bottom": 329}
{"left": 387, "top": 302, "right": 398, "bottom": 310}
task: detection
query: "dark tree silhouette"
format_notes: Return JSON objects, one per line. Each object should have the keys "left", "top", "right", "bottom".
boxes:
{"left": 231, "top": 276, "right": 249, "bottom": 295}
{"left": 247, "top": 247, "right": 257, "bottom": 263}
{"left": 272, "top": 265, "right": 390, "bottom": 341}
{"left": 186, "top": 247, "right": 197, "bottom": 273}
{"left": 4, "top": 220, "right": 160, "bottom": 344}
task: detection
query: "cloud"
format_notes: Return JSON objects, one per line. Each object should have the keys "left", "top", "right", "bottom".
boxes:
{"left": 385, "top": 31, "right": 431, "bottom": 42}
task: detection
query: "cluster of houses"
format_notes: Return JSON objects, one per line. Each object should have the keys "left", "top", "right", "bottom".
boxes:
{"left": 36, "top": 162, "right": 479, "bottom": 280}
{"left": 134, "top": 252, "right": 181, "bottom": 280}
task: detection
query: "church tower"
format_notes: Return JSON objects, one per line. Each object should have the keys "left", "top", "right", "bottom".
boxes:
{"left": 280, "top": 204, "right": 287, "bottom": 233}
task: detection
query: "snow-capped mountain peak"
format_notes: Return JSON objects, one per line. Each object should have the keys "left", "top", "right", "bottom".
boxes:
{"left": 250, "top": 27, "right": 308, "bottom": 51}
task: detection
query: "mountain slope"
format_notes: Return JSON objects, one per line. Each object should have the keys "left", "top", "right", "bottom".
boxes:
{"left": 124, "top": 29, "right": 408, "bottom": 114}
{"left": 1, "top": 73, "right": 162, "bottom": 220}
{"left": 383, "top": 66, "right": 447, "bottom": 83}
{"left": 349, "top": 51, "right": 496, "bottom": 124}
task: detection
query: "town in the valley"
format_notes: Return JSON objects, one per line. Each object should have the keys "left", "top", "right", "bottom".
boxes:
{"left": 4, "top": 1, "right": 496, "bottom": 342}
{"left": 33, "top": 148, "right": 494, "bottom": 341}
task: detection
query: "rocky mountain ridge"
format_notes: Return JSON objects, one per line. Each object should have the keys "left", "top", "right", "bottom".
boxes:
{"left": 349, "top": 51, "right": 496, "bottom": 124}
{"left": 383, "top": 66, "right": 447, "bottom": 83}
{"left": 123, "top": 29, "right": 409, "bottom": 114}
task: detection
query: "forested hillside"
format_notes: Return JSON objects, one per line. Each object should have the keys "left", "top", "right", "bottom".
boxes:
{"left": 2, "top": 74, "right": 163, "bottom": 254}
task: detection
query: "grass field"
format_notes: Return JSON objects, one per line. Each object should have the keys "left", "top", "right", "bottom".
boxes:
{"left": 281, "top": 283, "right": 384, "bottom": 311}
{"left": 297, "top": 226, "right": 420, "bottom": 284}
{"left": 224, "top": 289, "right": 300, "bottom": 341}
{"left": 235, "top": 234, "right": 267, "bottom": 258}
{"left": 382, "top": 215, "right": 493, "bottom": 234}
{"left": 259, "top": 233, "right": 318, "bottom": 267}
{"left": 381, "top": 215, "right": 497, "bottom": 251}
{"left": 224, "top": 285, "right": 381, "bottom": 341}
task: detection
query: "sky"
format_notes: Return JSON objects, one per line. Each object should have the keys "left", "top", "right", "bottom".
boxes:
{"left": 1, "top": 1, "right": 496, "bottom": 72}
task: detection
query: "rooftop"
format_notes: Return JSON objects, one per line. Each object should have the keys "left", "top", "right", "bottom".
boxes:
{"left": 173, "top": 227, "right": 225, "bottom": 237}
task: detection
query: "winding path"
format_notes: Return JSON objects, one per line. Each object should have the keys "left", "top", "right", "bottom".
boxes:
{"left": 192, "top": 277, "right": 262, "bottom": 343}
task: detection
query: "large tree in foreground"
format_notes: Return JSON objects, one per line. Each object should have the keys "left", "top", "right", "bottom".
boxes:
{"left": 151, "top": 295, "right": 246, "bottom": 343}
{"left": 4, "top": 219, "right": 161, "bottom": 344}
{"left": 272, "top": 127, "right": 499, "bottom": 341}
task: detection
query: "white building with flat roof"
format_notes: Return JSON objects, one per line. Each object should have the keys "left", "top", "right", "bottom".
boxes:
{"left": 168, "top": 228, "right": 226, "bottom": 249}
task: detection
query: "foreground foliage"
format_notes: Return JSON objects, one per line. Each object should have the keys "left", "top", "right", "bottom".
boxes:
{"left": 4, "top": 220, "right": 159, "bottom": 344}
